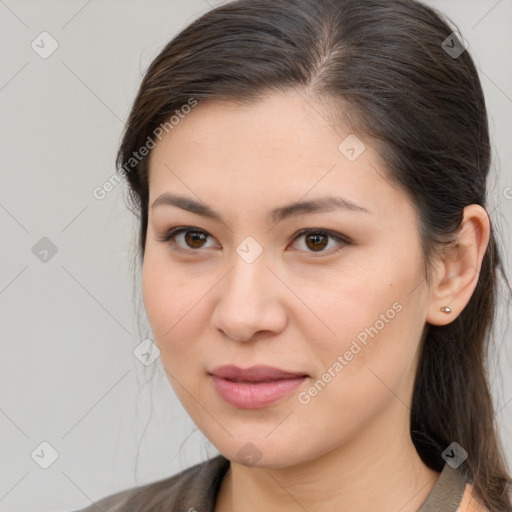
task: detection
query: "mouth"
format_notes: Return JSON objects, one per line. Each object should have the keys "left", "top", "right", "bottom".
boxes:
{"left": 208, "top": 365, "right": 309, "bottom": 409}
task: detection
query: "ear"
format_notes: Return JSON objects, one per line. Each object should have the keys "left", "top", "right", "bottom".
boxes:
{"left": 426, "top": 204, "right": 491, "bottom": 326}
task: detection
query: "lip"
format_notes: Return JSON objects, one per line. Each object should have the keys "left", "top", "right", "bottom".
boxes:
{"left": 209, "top": 365, "right": 309, "bottom": 409}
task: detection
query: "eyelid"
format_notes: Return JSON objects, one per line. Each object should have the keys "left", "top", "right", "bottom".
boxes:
{"left": 289, "top": 228, "right": 351, "bottom": 257}
{"left": 156, "top": 226, "right": 352, "bottom": 255}
{"left": 155, "top": 226, "right": 219, "bottom": 252}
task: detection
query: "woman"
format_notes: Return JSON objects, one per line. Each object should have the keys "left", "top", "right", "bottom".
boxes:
{"left": 75, "top": 0, "right": 512, "bottom": 510}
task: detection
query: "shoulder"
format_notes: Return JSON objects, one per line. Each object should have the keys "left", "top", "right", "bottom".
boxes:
{"left": 418, "top": 463, "right": 492, "bottom": 512}
{"left": 70, "top": 454, "right": 230, "bottom": 512}
{"left": 456, "top": 482, "right": 490, "bottom": 512}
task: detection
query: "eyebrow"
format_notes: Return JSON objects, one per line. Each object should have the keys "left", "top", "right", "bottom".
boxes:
{"left": 151, "top": 193, "right": 371, "bottom": 224}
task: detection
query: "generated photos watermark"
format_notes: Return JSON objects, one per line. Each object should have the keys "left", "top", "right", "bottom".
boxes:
{"left": 92, "top": 97, "right": 198, "bottom": 200}
{"left": 298, "top": 301, "right": 403, "bottom": 405}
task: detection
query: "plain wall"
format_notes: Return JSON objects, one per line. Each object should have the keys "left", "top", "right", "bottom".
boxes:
{"left": 0, "top": 1, "right": 510, "bottom": 510}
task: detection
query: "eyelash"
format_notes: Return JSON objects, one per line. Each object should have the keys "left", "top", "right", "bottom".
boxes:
{"left": 155, "top": 226, "right": 352, "bottom": 257}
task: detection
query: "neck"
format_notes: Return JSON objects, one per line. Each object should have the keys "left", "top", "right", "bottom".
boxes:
{"left": 215, "top": 400, "right": 440, "bottom": 512}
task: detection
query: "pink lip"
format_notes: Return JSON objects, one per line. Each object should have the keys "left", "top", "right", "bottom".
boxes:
{"left": 209, "top": 365, "right": 309, "bottom": 409}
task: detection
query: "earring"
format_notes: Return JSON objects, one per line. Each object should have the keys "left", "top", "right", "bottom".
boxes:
{"left": 440, "top": 306, "right": 452, "bottom": 314}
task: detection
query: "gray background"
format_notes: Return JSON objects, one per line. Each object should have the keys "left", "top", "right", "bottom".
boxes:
{"left": 0, "top": 1, "right": 510, "bottom": 511}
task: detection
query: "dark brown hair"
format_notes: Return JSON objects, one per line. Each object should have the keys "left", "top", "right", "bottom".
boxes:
{"left": 117, "top": 0, "right": 512, "bottom": 509}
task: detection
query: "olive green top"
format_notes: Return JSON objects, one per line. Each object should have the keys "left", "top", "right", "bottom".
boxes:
{"left": 72, "top": 455, "right": 470, "bottom": 512}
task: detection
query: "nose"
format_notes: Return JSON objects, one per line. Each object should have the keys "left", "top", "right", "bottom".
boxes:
{"left": 210, "top": 252, "right": 287, "bottom": 342}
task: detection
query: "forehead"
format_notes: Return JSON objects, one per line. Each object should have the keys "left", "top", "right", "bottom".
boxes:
{"left": 147, "top": 91, "right": 412, "bottom": 223}
{"left": 150, "top": 92, "right": 336, "bottom": 168}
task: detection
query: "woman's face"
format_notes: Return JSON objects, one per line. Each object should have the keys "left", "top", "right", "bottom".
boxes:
{"left": 142, "top": 91, "right": 432, "bottom": 468}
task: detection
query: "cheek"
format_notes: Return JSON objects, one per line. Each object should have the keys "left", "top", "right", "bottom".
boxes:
{"left": 298, "top": 270, "right": 396, "bottom": 352}
{"left": 141, "top": 256, "right": 210, "bottom": 408}
{"left": 304, "top": 266, "right": 424, "bottom": 396}
{"left": 294, "top": 305, "right": 418, "bottom": 448}
{"left": 142, "top": 252, "right": 187, "bottom": 344}
{"left": 141, "top": 255, "right": 171, "bottom": 338}
{"left": 141, "top": 252, "right": 211, "bottom": 368}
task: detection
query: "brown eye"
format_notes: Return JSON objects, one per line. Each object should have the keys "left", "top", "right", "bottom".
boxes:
{"left": 304, "top": 232, "right": 329, "bottom": 251}
{"left": 183, "top": 230, "right": 208, "bottom": 249}
{"left": 290, "top": 229, "right": 350, "bottom": 255}
{"left": 157, "top": 226, "right": 350, "bottom": 256}
{"left": 156, "top": 227, "right": 219, "bottom": 251}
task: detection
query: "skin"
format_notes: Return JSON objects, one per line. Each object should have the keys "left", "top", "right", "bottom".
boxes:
{"left": 142, "top": 90, "right": 490, "bottom": 512}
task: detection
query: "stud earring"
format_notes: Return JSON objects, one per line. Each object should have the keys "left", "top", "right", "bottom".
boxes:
{"left": 440, "top": 306, "right": 452, "bottom": 314}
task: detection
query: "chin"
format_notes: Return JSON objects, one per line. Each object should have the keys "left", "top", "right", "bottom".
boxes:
{"left": 212, "top": 436, "right": 309, "bottom": 469}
